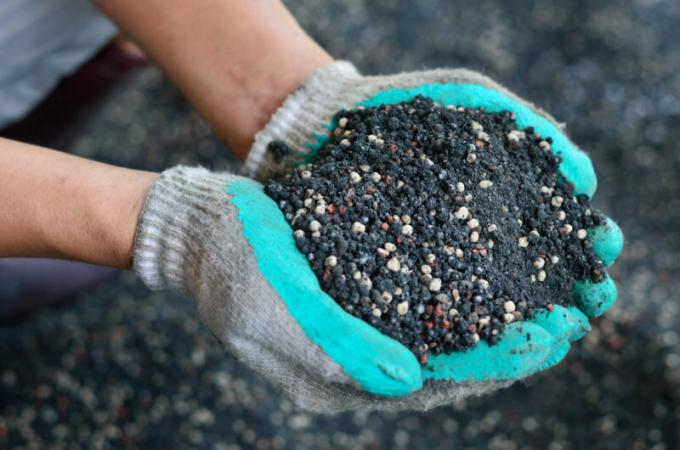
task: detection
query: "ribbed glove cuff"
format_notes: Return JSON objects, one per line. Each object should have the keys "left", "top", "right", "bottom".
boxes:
{"left": 244, "top": 61, "right": 361, "bottom": 181}
{"left": 132, "top": 166, "right": 239, "bottom": 292}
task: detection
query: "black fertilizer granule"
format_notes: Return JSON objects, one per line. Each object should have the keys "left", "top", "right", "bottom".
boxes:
{"left": 265, "top": 96, "right": 605, "bottom": 364}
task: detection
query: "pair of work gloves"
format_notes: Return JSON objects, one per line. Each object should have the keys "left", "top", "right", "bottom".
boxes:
{"left": 133, "top": 62, "right": 624, "bottom": 413}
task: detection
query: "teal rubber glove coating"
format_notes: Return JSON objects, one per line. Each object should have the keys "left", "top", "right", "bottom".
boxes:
{"left": 242, "top": 61, "right": 624, "bottom": 406}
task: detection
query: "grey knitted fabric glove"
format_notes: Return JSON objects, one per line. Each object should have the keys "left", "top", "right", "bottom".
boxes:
{"left": 133, "top": 166, "right": 506, "bottom": 413}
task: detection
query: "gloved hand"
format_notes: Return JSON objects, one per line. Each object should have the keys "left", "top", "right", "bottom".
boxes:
{"left": 134, "top": 167, "right": 426, "bottom": 412}
{"left": 225, "top": 61, "right": 622, "bottom": 409}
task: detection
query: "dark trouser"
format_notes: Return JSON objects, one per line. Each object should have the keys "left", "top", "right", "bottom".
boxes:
{"left": 0, "top": 259, "right": 116, "bottom": 319}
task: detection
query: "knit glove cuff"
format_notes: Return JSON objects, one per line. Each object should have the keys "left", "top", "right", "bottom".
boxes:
{"left": 132, "top": 166, "right": 237, "bottom": 292}
{"left": 244, "top": 61, "right": 362, "bottom": 180}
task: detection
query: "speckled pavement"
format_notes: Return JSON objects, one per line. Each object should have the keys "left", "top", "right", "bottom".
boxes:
{"left": 1, "top": 1, "right": 679, "bottom": 449}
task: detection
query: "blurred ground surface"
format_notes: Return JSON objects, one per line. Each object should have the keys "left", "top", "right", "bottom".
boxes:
{"left": 2, "top": 0, "right": 680, "bottom": 449}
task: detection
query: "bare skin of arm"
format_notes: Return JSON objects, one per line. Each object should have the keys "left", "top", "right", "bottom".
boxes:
{"left": 95, "top": 0, "right": 333, "bottom": 158}
{"left": 0, "top": 1, "right": 330, "bottom": 267}
{"left": 0, "top": 138, "right": 156, "bottom": 268}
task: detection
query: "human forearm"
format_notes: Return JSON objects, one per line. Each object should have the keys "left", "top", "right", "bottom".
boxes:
{"left": 0, "top": 138, "right": 157, "bottom": 268}
{"left": 95, "top": 0, "right": 333, "bottom": 158}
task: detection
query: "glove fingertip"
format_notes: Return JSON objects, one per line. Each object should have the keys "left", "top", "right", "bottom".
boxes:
{"left": 590, "top": 217, "right": 624, "bottom": 266}
{"left": 573, "top": 274, "right": 618, "bottom": 318}
{"left": 529, "top": 305, "right": 590, "bottom": 344}
{"left": 539, "top": 341, "right": 571, "bottom": 370}
{"left": 566, "top": 306, "right": 592, "bottom": 341}
{"left": 375, "top": 356, "right": 424, "bottom": 395}
{"left": 491, "top": 323, "right": 558, "bottom": 379}
{"left": 559, "top": 148, "right": 597, "bottom": 198}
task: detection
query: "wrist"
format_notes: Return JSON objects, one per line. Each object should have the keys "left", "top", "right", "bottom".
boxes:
{"left": 99, "top": 169, "right": 158, "bottom": 269}
{"left": 206, "top": 33, "right": 334, "bottom": 159}
{"left": 40, "top": 164, "right": 157, "bottom": 269}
